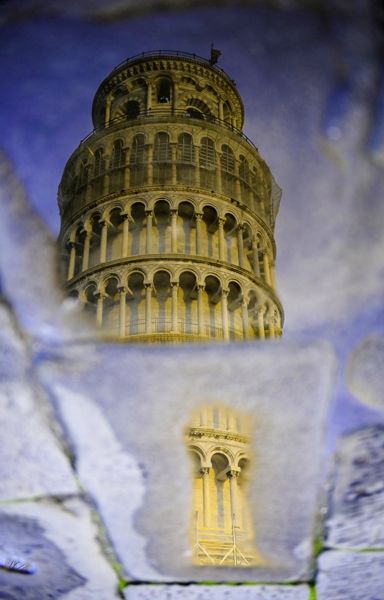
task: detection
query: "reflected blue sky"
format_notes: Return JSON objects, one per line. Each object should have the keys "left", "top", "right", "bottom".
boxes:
{"left": 0, "top": 6, "right": 383, "bottom": 449}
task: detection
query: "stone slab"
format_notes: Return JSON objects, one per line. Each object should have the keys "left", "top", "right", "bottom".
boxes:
{"left": 123, "top": 584, "right": 310, "bottom": 599}
{"left": 326, "top": 425, "right": 384, "bottom": 548}
{"left": 317, "top": 550, "right": 384, "bottom": 600}
{"left": 37, "top": 339, "right": 335, "bottom": 582}
{"left": 0, "top": 303, "right": 77, "bottom": 501}
{"left": 347, "top": 336, "right": 384, "bottom": 412}
{"left": 0, "top": 498, "right": 120, "bottom": 599}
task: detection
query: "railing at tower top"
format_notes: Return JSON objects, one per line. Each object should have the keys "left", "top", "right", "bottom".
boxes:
{"left": 79, "top": 109, "right": 259, "bottom": 155}
{"left": 108, "top": 50, "right": 237, "bottom": 85}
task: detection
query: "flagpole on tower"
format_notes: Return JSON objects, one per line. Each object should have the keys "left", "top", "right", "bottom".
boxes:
{"left": 210, "top": 43, "right": 222, "bottom": 65}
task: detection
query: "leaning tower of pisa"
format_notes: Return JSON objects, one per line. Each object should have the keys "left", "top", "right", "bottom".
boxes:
{"left": 58, "top": 50, "right": 283, "bottom": 566}
{"left": 59, "top": 50, "right": 283, "bottom": 343}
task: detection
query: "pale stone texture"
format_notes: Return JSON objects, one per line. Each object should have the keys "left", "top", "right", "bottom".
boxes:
{"left": 123, "top": 584, "right": 310, "bottom": 599}
{"left": 317, "top": 550, "right": 384, "bottom": 600}
{"left": 326, "top": 426, "right": 384, "bottom": 548}
{"left": 0, "top": 498, "right": 120, "bottom": 599}
{"left": 347, "top": 336, "right": 384, "bottom": 412}
{"left": 37, "top": 339, "right": 335, "bottom": 582}
{"left": 0, "top": 302, "right": 77, "bottom": 501}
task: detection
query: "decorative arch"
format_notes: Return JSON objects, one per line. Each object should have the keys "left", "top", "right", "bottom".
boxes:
{"left": 185, "top": 98, "right": 214, "bottom": 120}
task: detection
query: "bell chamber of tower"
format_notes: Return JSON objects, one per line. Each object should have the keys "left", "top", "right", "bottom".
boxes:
{"left": 58, "top": 50, "right": 283, "bottom": 343}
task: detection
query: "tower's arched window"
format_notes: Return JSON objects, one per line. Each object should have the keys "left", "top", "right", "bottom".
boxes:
{"left": 177, "top": 133, "right": 195, "bottom": 185}
{"left": 153, "top": 132, "right": 171, "bottom": 162}
{"left": 239, "top": 155, "right": 250, "bottom": 183}
{"left": 199, "top": 137, "right": 215, "bottom": 169}
{"left": 186, "top": 107, "right": 204, "bottom": 120}
{"left": 130, "top": 135, "right": 146, "bottom": 186}
{"left": 223, "top": 101, "right": 232, "bottom": 124}
{"left": 177, "top": 133, "right": 194, "bottom": 163}
{"left": 221, "top": 145, "right": 236, "bottom": 197}
{"left": 153, "top": 132, "right": 171, "bottom": 184}
{"left": 78, "top": 159, "right": 88, "bottom": 187}
{"left": 199, "top": 137, "right": 216, "bottom": 190}
{"left": 130, "top": 135, "right": 145, "bottom": 164}
{"left": 111, "top": 139, "right": 125, "bottom": 169}
{"left": 157, "top": 78, "right": 172, "bottom": 103}
{"left": 221, "top": 145, "right": 235, "bottom": 173}
{"left": 239, "top": 155, "right": 251, "bottom": 205}
{"left": 94, "top": 148, "right": 105, "bottom": 177}
{"left": 126, "top": 100, "right": 140, "bottom": 120}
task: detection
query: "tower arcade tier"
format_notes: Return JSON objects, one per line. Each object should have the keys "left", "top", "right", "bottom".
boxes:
{"left": 58, "top": 50, "right": 283, "bottom": 342}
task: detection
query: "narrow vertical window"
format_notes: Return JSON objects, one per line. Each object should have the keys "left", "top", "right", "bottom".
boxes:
{"left": 130, "top": 134, "right": 146, "bottom": 186}
{"left": 153, "top": 132, "right": 171, "bottom": 184}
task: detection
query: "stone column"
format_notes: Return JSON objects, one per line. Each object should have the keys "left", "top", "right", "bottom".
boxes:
{"left": 237, "top": 226, "right": 244, "bottom": 268}
{"left": 242, "top": 301, "right": 249, "bottom": 340}
{"left": 122, "top": 214, "right": 129, "bottom": 258}
{"left": 96, "top": 293, "right": 105, "bottom": 327}
{"left": 252, "top": 239, "right": 260, "bottom": 277}
{"left": 171, "top": 282, "right": 179, "bottom": 333}
{"left": 171, "top": 210, "right": 178, "bottom": 253}
{"left": 145, "top": 283, "right": 152, "bottom": 335}
{"left": 235, "top": 168, "right": 241, "bottom": 199}
{"left": 218, "top": 217, "right": 225, "bottom": 261}
{"left": 171, "top": 144, "right": 177, "bottom": 185}
{"left": 99, "top": 220, "right": 108, "bottom": 263}
{"left": 200, "top": 467, "right": 211, "bottom": 528}
{"left": 195, "top": 213, "right": 203, "bottom": 255}
{"left": 257, "top": 306, "right": 265, "bottom": 339}
{"left": 119, "top": 287, "right": 127, "bottom": 338}
{"left": 197, "top": 284, "right": 205, "bottom": 337}
{"left": 263, "top": 251, "right": 272, "bottom": 286}
{"left": 145, "top": 210, "right": 153, "bottom": 254}
{"left": 146, "top": 81, "right": 152, "bottom": 112}
{"left": 81, "top": 228, "right": 92, "bottom": 271}
{"left": 67, "top": 241, "right": 76, "bottom": 281}
{"left": 147, "top": 145, "right": 153, "bottom": 186}
{"left": 221, "top": 289, "right": 229, "bottom": 341}
{"left": 228, "top": 470, "right": 240, "bottom": 526}
{"left": 105, "top": 96, "right": 112, "bottom": 127}
{"left": 270, "top": 261, "right": 277, "bottom": 290}
{"left": 218, "top": 99, "right": 224, "bottom": 121}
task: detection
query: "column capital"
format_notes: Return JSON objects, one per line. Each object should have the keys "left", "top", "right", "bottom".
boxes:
{"left": 95, "top": 291, "right": 107, "bottom": 300}
{"left": 145, "top": 209, "right": 153, "bottom": 216}
{"left": 227, "top": 468, "right": 240, "bottom": 479}
{"left": 221, "top": 288, "right": 229, "bottom": 297}
{"left": 200, "top": 467, "right": 210, "bottom": 476}
{"left": 171, "top": 281, "right": 179, "bottom": 288}
{"left": 144, "top": 281, "right": 152, "bottom": 289}
{"left": 195, "top": 212, "right": 203, "bottom": 221}
{"left": 118, "top": 285, "right": 127, "bottom": 294}
{"left": 81, "top": 223, "right": 93, "bottom": 235}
